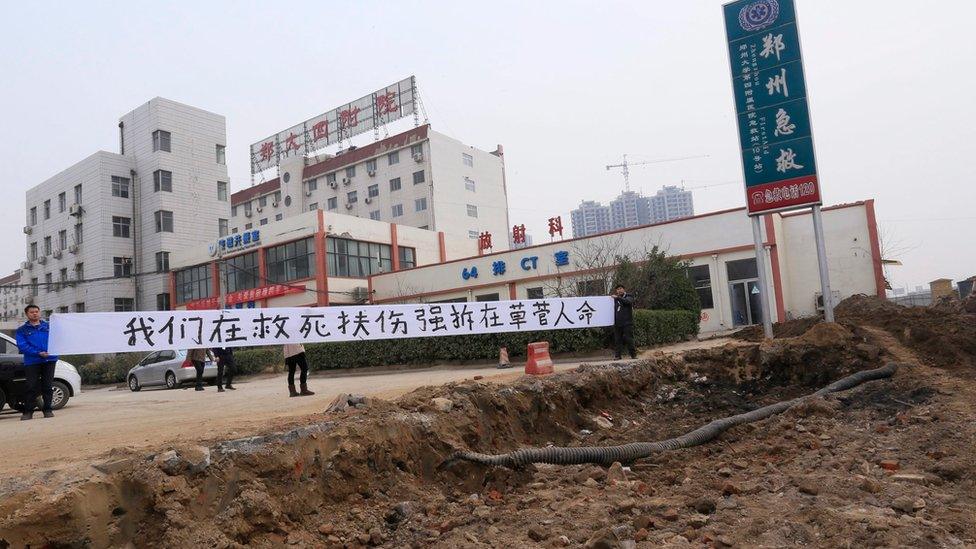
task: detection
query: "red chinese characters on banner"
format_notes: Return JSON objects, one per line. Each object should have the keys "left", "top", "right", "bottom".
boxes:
{"left": 184, "top": 284, "right": 304, "bottom": 310}
{"left": 548, "top": 216, "right": 563, "bottom": 238}
{"left": 512, "top": 224, "right": 526, "bottom": 245}
{"left": 375, "top": 91, "right": 398, "bottom": 115}
{"left": 259, "top": 141, "right": 275, "bottom": 162}
{"left": 311, "top": 120, "right": 329, "bottom": 142}
{"left": 478, "top": 231, "right": 493, "bottom": 252}
{"left": 284, "top": 132, "right": 301, "bottom": 153}
{"left": 339, "top": 107, "right": 361, "bottom": 129}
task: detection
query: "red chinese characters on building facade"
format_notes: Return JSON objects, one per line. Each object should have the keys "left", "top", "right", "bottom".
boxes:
{"left": 375, "top": 91, "right": 398, "bottom": 115}
{"left": 259, "top": 141, "right": 275, "bottom": 162}
{"left": 339, "top": 106, "right": 361, "bottom": 129}
{"left": 184, "top": 284, "right": 304, "bottom": 310}
{"left": 311, "top": 120, "right": 329, "bottom": 142}
{"left": 284, "top": 132, "right": 301, "bottom": 153}
{"left": 478, "top": 231, "right": 493, "bottom": 253}
{"left": 548, "top": 216, "right": 564, "bottom": 238}
{"left": 512, "top": 224, "right": 526, "bottom": 245}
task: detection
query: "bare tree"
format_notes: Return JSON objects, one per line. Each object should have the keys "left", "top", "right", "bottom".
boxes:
{"left": 542, "top": 234, "right": 637, "bottom": 297}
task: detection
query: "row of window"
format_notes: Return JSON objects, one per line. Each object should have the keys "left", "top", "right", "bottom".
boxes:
{"left": 30, "top": 295, "right": 172, "bottom": 317}
{"left": 28, "top": 184, "right": 83, "bottom": 226}
{"left": 153, "top": 129, "right": 226, "bottom": 167}
{"left": 27, "top": 223, "right": 83, "bottom": 260}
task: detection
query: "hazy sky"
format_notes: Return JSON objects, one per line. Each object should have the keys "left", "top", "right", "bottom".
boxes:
{"left": 2, "top": 1, "right": 973, "bottom": 292}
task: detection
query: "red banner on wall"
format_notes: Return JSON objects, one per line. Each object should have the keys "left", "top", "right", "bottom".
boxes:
{"left": 185, "top": 284, "right": 305, "bottom": 310}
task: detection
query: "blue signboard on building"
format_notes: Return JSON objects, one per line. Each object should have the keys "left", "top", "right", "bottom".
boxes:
{"left": 724, "top": 0, "right": 822, "bottom": 215}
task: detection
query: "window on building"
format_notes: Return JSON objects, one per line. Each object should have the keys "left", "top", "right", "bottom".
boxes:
{"left": 29, "top": 242, "right": 37, "bottom": 260}
{"left": 153, "top": 170, "right": 173, "bottom": 192}
{"left": 58, "top": 230, "right": 67, "bottom": 250}
{"left": 244, "top": 222, "right": 252, "bottom": 230}
{"left": 273, "top": 191, "right": 281, "bottom": 203}
{"left": 387, "top": 151, "right": 399, "bottom": 165}
{"left": 152, "top": 130, "right": 171, "bottom": 152}
{"left": 74, "top": 302, "right": 85, "bottom": 313}
{"left": 258, "top": 196, "right": 268, "bottom": 208}
{"left": 327, "top": 197, "right": 337, "bottom": 210}
{"left": 156, "top": 293, "right": 171, "bottom": 311}
{"left": 43, "top": 200, "right": 50, "bottom": 220}
{"left": 726, "top": 258, "right": 759, "bottom": 281}
{"left": 392, "top": 204, "right": 403, "bottom": 217}
{"left": 42, "top": 309, "right": 52, "bottom": 318}
{"left": 156, "top": 251, "right": 170, "bottom": 273}
{"left": 111, "top": 176, "right": 130, "bottom": 198}
{"left": 231, "top": 205, "right": 238, "bottom": 217}
{"left": 29, "top": 277, "right": 38, "bottom": 295}
{"left": 368, "top": 184, "right": 379, "bottom": 198}
{"left": 687, "top": 265, "right": 714, "bottom": 309}
{"left": 398, "top": 247, "right": 416, "bottom": 269}
{"left": 112, "top": 216, "right": 131, "bottom": 238}
{"left": 389, "top": 177, "right": 401, "bottom": 192}
{"left": 464, "top": 177, "right": 476, "bottom": 192}
{"left": 526, "top": 287, "right": 545, "bottom": 299}
{"left": 114, "top": 298, "right": 135, "bottom": 312}
{"left": 308, "top": 203, "right": 318, "bottom": 212}
{"left": 326, "top": 237, "right": 391, "bottom": 277}
{"left": 74, "top": 222, "right": 83, "bottom": 245}
{"left": 174, "top": 264, "right": 212, "bottom": 303}
{"left": 275, "top": 213, "right": 283, "bottom": 221}
{"left": 113, "top": 257, "right": 132, "bottom": 278}
{"left": 58, "top": 192, "right": 66, "bottom": 213}
{"left": 29, "top": 207, "right": 37, "bottom": 226}
{"left": 475, "top": 293, "right": 500, "bottom": 302}
{"left": 466, "top": 204, "right": 478, "bottom": 217}
{"left": 74, "top": 184, "right": 82, "bottom": 204}
{"left": 57, "top": 306, "right": 69, "bottom": 314}
{"left": 265, "top": 237, "right": 315, "bottom": 283}
{"left": 217, "top": 181, "right": 228, "bottom": 201}
{"left": 419, "top": 225, "right": 428, "bottom": 230}
{"left": 576, "top": 279, "right": 606, "bottom": 296}
{"left": 411, "top": 144, "right": 423, "bottom": 157}
{"left": 325, "top": 173, "right": 336, "bottom": 185}
{"left": 154, "top": 210, "right": 174, "bottom": 233}
{"left": 366, "top": 159, "right": 377, "bottom": 172}
{"left": 44, "top": 272, "right": 54, "bottom": 292}
{"left": 415, "top": 197, "right": 427, "bottom": 211}
{"left": 412, "top": 170, "right": 425, "bottom": 185}
{"left": 462, "top": 153, "right": 474, "bottom": 167}
{"left": 232, "top": 228, "right": 239, "bottom": 233}
{"left": 259, "top": 218, "right": 268, "bottom": 226}
{"left": 218, "top": 218, "right": 229, "bottom": 237}
{"left": 44, "top": 236, "right": 51, "bottom": 255}
{"left": 75, "top": 262, "right": 84, "bottom": 281}
{"left": 347, "top": 191, "right": 358, "bottom": 204}
{"left": 345, "top": 166, "right": 356, "bottom": 178}
{"left": 226, "top": 251, "right": 259, "bottom": 293}
{"left": 216, "top": 144, "right": 226, "bottom": 165}
{"left": 59, "top": 268, "right": 68, "bottom": 286}
{"left": 468, "top": 230, "right": 479, "bottom": 238}
{"left": 369, "top": 210, "right": 381, "bottom": 221}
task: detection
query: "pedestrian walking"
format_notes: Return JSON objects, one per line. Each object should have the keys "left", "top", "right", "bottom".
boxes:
{"left": 611, "top": 284, "right": 637, "bottom": 360}
{"left": 211, "top": 347, "right": 237, "bottom": 392}
{"left": 15, "top": 305, "right": 58, "bottom": 420}
{"left": 187, "top": 347, "right": 215, "bottom": 391}
{"left": 283, "top": 344, "right": 315, "bottom": 397}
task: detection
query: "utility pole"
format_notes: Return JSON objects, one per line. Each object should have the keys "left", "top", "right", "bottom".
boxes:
{"left": 217, "top": 248, "right": 227, "bottom": 310}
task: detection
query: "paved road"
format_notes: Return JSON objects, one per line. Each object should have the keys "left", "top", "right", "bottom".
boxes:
{"left": 0, "top": 338, "right": 732, "bottom": 480}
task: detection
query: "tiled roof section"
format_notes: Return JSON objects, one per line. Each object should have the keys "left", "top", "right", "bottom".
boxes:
{"left": 0, "top": 271, "right": 20, "bottom": 285}
{"left": 231, "top": 178, "right": 280, "bottom": 205}
{"left": 230, "top": 124, "right": 430, "bottom": 206}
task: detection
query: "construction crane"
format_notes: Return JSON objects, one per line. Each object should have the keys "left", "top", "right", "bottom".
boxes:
{"left": 606, "top": 154, "right": 711, "bottom": 192}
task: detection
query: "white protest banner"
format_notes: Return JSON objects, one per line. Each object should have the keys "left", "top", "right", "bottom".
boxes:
{"left": 47, "top": 297, "right": 614, "bottom": 355}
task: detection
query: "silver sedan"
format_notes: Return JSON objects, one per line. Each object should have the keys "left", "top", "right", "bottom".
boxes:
{"left": 126, "top": 350, "right": 218, "bottom": 391}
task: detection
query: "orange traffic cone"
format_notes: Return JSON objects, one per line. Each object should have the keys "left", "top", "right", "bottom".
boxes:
{"left": 497, "top": 347, "right": 511, "bottom": 369}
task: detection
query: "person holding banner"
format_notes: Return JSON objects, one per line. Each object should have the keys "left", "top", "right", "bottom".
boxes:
{"left": 211, "top": 347, "right": 237, "bottom": 392}
{"left": 283, "top": 343, "right": 314, "bottom": 397}
{"left": 611, "top": 285, "right": 637, "bottom": 361}
{"left": 15, "top": 305, "right": 58, "bottom": 420}
{"left": 188, "top": 347, "right": 216, "bottom": 391}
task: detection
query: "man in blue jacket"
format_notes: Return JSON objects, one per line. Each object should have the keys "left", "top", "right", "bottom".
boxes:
{"left": 15, "top": 305, "right": 58, "bottom": 420}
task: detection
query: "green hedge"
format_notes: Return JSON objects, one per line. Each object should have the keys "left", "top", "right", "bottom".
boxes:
{"left": 234, "top": 348, "right": 284, "bottom": 375}
{"left": 302, "top": 309, "right": 699, "bottom": 370}
{"left": 69, "top": 354, "right": 142, "bottom": 385}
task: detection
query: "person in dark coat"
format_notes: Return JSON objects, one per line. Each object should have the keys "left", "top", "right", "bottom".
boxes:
{"left": 15, "top": 305, "right": 58, "bottom": 420}
{"left": 211, "top": 347, "right": 237, "bottom": 392}
{"left": 611, "top": 285, "right": 637, "bottom": 360}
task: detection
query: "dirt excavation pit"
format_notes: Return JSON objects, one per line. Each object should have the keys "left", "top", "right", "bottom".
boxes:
{"left": 2, "top": 301, "right": 975, "bottom": 548}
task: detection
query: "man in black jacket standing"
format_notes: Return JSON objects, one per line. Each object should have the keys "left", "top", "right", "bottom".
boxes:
{"left": 211, "top": 347, "right": 237, "bottom": 392}
{"left": 612, "top": 285, "right": 637, "bottom": 360}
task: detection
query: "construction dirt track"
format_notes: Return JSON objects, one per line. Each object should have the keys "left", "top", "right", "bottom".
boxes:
{"left": 1, "top": 295, "right": 975, "bottom": 548}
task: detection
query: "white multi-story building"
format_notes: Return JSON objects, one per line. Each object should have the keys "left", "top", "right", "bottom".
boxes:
{"left": 0, "top": 271, "right": 26, "bottom": 322}
{"left": 230, "top": 125, "right": 510, "bottom": 251}
{"left": 649, "top": 185, "right": 694, "bottom": 222}
{"left": 23, "top": 97, "right": 230, "bottom": 315}
{"left": 610, "top": 191, "right": 652, "bottom": 230}
{"left": 570, "top": 200, "right": 612, "bottom": 238}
